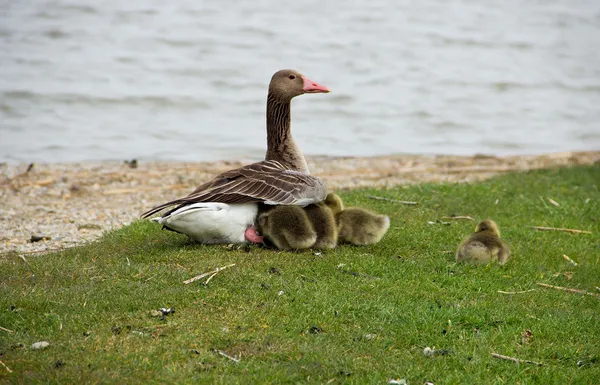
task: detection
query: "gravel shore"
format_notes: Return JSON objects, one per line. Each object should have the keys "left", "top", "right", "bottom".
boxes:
{"left": 2, "top": 151, "right": 599, "bottom": 254}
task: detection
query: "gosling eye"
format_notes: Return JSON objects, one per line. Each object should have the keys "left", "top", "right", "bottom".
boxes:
{"left": 288, "top": 74, "right": 296, "bottom": 80}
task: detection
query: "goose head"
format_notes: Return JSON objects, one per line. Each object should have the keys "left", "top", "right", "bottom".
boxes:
{"left": 268, "top": 69, "right": 330, "bottom": 101}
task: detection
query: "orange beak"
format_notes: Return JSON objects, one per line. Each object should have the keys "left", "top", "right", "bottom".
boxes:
{"left": 301, "top": 75, "right": 330, "bottom": 93}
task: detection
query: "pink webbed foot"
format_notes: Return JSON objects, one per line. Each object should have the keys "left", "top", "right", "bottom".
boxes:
{"left": 244, "top": 226, "right": 264, "bottom": 244}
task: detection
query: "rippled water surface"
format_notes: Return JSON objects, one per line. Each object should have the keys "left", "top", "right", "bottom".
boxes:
{"left": 1, "top": 0, "right": 599, "bottom": 163}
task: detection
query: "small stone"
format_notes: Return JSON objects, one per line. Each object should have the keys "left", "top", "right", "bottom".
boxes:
{"left": 124, "top": 159, "right": 138, "bottom": 169}
{"left": 364, "top": 333, "right": 377, "bottom": 340}
{"left": 423, "top": 347, "right": 451, "bottom": 357}
{"left": 31, "top": 341, "right": 50, "bottom": 350}
{"left": 159, "top": 307, "right": 175, "bottom": 315}
{"left": 30, "top": 234, "right": 51, "bottom": 243}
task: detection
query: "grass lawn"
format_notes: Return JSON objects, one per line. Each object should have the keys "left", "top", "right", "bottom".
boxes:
{"left": 1, "top": 165, "right": 599, "bottom": 384}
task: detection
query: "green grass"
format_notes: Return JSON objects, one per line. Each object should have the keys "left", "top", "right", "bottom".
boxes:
{"left": 1, "top": 165, "right": 599, "bottom": 384}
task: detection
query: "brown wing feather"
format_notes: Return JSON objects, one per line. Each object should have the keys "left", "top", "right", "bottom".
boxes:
{"left": 141, "top": 160, "right": 327, "bottom": 218}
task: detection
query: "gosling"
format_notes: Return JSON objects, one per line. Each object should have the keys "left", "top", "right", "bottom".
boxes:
{"left": 456, "top": 219, "right": 510, "bottom": 265}
{"left": 256, "top": 205, "right": 316, "bottom": 250}
{"left": 304, "top": 201, "right": 338, "bottom": 249}
{"left": 324, "top": 193, "right": 390, "bottom": 245}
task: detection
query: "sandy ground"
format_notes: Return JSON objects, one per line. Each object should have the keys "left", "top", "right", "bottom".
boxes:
{"left": 1, "top": 151, "right": 599, "bottom": 254}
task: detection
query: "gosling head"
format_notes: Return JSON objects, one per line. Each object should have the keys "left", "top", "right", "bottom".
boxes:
{"left": 475, "top": 219, "right": 500, "bottom": 237}
{"left": 324, "top": 192, "right": 344, "bottom": 215}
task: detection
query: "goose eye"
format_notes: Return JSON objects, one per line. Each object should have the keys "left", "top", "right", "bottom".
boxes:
{"left": 288, "top": 74, "right": 296, "bottom": 80}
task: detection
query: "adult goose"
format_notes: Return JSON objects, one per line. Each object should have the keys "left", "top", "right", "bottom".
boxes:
{"left": 142, "top": 69, "right": 330, "bottom": 244}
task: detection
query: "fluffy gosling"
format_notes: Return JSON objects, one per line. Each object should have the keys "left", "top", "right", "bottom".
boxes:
{"left": 256, "top": 205, "right": 316, "bottom": 250}
{"left": 456, "top": 219, "right": 510, "bottom": 265}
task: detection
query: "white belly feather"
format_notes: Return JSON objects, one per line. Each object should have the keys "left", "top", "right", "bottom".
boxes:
{"left": 151, "top": 203, "right": 258, "bottom": 244}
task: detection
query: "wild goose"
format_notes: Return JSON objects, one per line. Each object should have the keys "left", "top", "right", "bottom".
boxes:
{"left": 143, "top": 70, "right": 330, "bottom": 244}
{"left": 456, "top": 219, "right": 510, "bottom": 265}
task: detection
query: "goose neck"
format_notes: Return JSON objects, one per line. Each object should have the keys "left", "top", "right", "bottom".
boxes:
{"left": 265, "top": 92, "right": 309, "bottom": 173}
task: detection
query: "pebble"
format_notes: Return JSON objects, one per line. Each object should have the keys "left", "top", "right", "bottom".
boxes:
{"left": 30, "top": 234, "right": 51, "bottom": 243}
{"left": 30, "top": 341, "right": 50, "bottom": 350}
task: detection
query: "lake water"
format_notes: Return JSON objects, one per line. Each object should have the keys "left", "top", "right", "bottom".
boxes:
{"left": 1, "top": 0, "right": 599, "bottom": 163}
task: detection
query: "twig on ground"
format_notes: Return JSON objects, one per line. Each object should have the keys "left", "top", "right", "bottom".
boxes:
{"left": 215, "top": 349, "right": 240, "bottom": 363}
{"left": 547, "top": 197, "right": 560, "bottom": 207}
{"left": 536, "top": 282, "right": 600, "bottom": 298}
{"left": 0, "top": 326, "right": 14, "bottom": 333}
{"left": 204, "top": 271, "right": 219, "bottom": 285}
{"left": 428, "top": 220, "right": 451, "bottom": 226}
{"left": 442, "top": 216, "right": 475, "bottom": 221}
{"left": 530, "top": 226, "right": 592, "bottom": 234}
{"left": 18, "top": 255, "right": 35, "bottom": 276}
{"left": 539, "top": 196, "right": 551, "bottom": 212}
{"left": 144, "top": 274, "right": 157, "bottom": 282}
{"left": 368, "top": 195, "right": 417, "bottom": 205}
{"left": 183, "top": 264, "right": 236, "bottom": 285}
{"left": 497, "top": 289, "right": 536, "bottom": 295}
{"left": 175, "top": 263, "right": 189, "bottom": 271}
{"left": 0, "top": 359, "right": 13, "bottom": 373}
{"left": 562, "top": 254, "right": 578, "bottom": 266}
{"left": 491, "top": 353, "right": 543, "bottom": 366}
